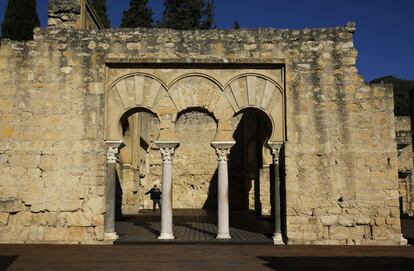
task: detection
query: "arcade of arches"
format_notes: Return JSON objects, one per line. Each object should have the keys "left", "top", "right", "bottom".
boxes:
{"left": 104, "top": 68, "right": 285, "bottom": 242}
{"left": 0, "top": 9, "right": 406, "bottom": 245}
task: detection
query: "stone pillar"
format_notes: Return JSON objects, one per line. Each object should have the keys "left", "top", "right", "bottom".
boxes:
{"left": 155, "top": 141, "right": 179, "bottom": 240}
{"left": 269, "top": 142, "right": 285, "bottom": 245}
{"left": 104, "top": 140, "right": 122, "bottom": 241}
{"left": 212, "top": 141, "right": 235, "bottom": 239}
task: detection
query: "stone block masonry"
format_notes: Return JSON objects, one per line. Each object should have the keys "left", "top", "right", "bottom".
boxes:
{"left": 0, "top": 20, "right": 404, "bottom": 245}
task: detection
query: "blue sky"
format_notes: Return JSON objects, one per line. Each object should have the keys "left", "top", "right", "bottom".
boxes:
{"left": 0, "top": 0, "right": 413, "bottom": 81}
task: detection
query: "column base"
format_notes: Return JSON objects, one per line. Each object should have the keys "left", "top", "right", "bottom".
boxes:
{"left": 400, "top": 234, "right": 408, "bottom": 245}
{"left": 216, "top": 233, "right": 231, "bottom": 239}
{"left": 158, "top": 233, "right": 175, "bottom": 240}
{"left": 273, "top": 233, "right": 284, "bottom": 245}
{"left": 104, "top": 232, "right": 119, "bottom": 241}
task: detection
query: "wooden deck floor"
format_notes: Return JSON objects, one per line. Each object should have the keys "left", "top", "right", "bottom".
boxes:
{"left": 115, "top": 209, "right": 273, "bottom": 244}
{"left": 1, "top": 216, "right": 413, "bottom": 270}
{"left": 1, "top": 244, "right": 413, "bottom": 270}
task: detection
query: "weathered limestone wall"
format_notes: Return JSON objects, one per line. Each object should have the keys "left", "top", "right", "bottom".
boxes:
{"left": 396, "top": 116, "right": 414, "bottom": 215}
{"left": 285, "top": 82, "right": 400, "bottom": 245}
{"left": 396, "top": 116, "right": 413, "bottom": 172}
{"left": 0, "top": 22, "right": 403, "bottom": 245}
{"left": 0, "top": 32, "right": 107, "bottom": 243}
{"left": 48, "top": 0, "right": 103, "bottom": 30}
{"left": 172, "top": 111, "right": 217, "bottom": 208}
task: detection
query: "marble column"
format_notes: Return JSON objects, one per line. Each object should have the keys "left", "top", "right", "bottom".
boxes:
{"left": 155, "top": 141, "right": 179, "bottom": 240}
{"left": 212, "top": 141, "right": 235, "bottom": 239}
{"left": 269, "top": 143, "right": 284, "bottom": 245}
{"left": 104, "top": 140, "right": 122, "bottom": 241}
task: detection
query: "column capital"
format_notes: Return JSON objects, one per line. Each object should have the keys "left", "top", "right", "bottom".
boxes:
{"left": 105, "top": 140, "right": 123, "bottom": 164}
{"left": 159, "top": 148, "right": 175, "bottom": 162}
{"left": 211, "top": 141, "right": 235, "bottom": 162}
{"left": 268, "top": 142, "right": 283, "bottom": 164}
{"left": 155, "top": 141, "right": 179, "bottom": 162}
{"left": 215, "top": 148, "right": 231, "bottom": 162}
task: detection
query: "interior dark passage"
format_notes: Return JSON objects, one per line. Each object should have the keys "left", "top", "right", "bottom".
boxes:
{"left": 203, "top": 108, "right": 273, "bottom": 214}
{"left": 229, "top": 108, "right": 273, "bottom": 214}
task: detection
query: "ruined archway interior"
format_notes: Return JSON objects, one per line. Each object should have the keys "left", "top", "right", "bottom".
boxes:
{"left": 115, "top": 106, "right": 275, "bottom": 242}
{"left": 117, "top": 107, "right": 273, "bottom": 213}
{"left": 106, "top": 68, "right": 285, "bottom": 242}
{"left": 116, "top": 109, "right": 160, "bottom": 217}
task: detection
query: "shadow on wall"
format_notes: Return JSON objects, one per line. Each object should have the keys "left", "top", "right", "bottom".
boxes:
{"left": 202, "top": 113, "right": 246, "bottom": 210}
{"left": 257, "top": 256, "right": 414, "bottom": 271}
{"left": 203, "top": 108, "right": 272, "bottom": 212}
{"left": 115, "top": 171, "right": 123, "bottom": 221}
{"left": 202, "top": 170, "right": 218, "bottom": 209}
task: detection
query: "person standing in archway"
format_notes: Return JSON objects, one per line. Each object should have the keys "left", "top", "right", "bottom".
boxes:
{"left": 145, "top": 184, "right": 162, "bottom": 212}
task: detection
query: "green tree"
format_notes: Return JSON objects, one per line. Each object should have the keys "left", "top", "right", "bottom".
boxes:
{"left": 201, "top": 0, "right": 215, "bottom": 29}
{"left": 121, "top": 0, "right": 153, "bottom": 28}
{"left": 1, "top": 0, "right": 39, "bottom": 40}
{"left": 233, "top": 20, "right": 240, "bottom": 29}
{"left": 160, "top": 0, "right": 205, "bottom": 30}
{"left": 91, "top": 0, "right": 111, "bottom": 28}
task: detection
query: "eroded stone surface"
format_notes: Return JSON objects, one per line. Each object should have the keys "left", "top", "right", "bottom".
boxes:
{"left": 0, "top": 10, "right": 404, "bottom": 245}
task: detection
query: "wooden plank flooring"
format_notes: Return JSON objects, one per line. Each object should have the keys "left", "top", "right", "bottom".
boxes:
{"left": 115, "top": 209, "right": 273, "bottom": 244}
{"left": 0, "top": 217, "right": 413, "bottom": 270}
{"left": 1, "top": 244, "right": 414, "bottom": 271}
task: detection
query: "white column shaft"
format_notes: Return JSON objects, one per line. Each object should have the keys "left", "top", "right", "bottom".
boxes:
{"left": 211, "top": 142, "right": 234, "bottom": 239}
{"left": 159, "top": 159, "right": 174, "bottom": 239}
{"left": 105, "top": 163, "right": 116, "bottom": 235}
{"left": 155, "top": 142, "right": 178, "bottom": 240}
{"left": 104, "top": 142, "right": 122, "bottom": 241}
{"left": 269, "top": 143, "right": 284, "bottom": 245}
{"left": 217, "top": 159, "right": 231, "bottom": 239}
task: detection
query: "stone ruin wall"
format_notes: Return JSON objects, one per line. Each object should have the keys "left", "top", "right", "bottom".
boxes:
{"left": 48, "top": 0, "right": 103, "bottom": 30}
{"left": 396, "top": 116, "right": 414, "bottom": 215}
{"left": 0, "top": 30, "right": 107, "bottom": 244}
{"left": 0, "top": 22, "right": 404, "bottom": 245}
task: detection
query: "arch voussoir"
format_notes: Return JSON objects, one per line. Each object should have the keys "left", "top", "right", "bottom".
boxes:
{"left": 105, "top": 73, "right": 177, "bottom": 141}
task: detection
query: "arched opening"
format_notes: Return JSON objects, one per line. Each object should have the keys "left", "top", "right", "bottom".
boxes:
{"left": 107, "top": 72, "right": 285, "bottom": 244}
{"left": 174, "top": 107, "right": 218, "bottom": 208}
{"left": 115, "top": 108, "right": 161, "bottom": 237}
{"left": 230, "top": 108, "right": 273, "bottom": 214}
{"left": 226, "top": 108, "right": 274, "bottom": 240}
